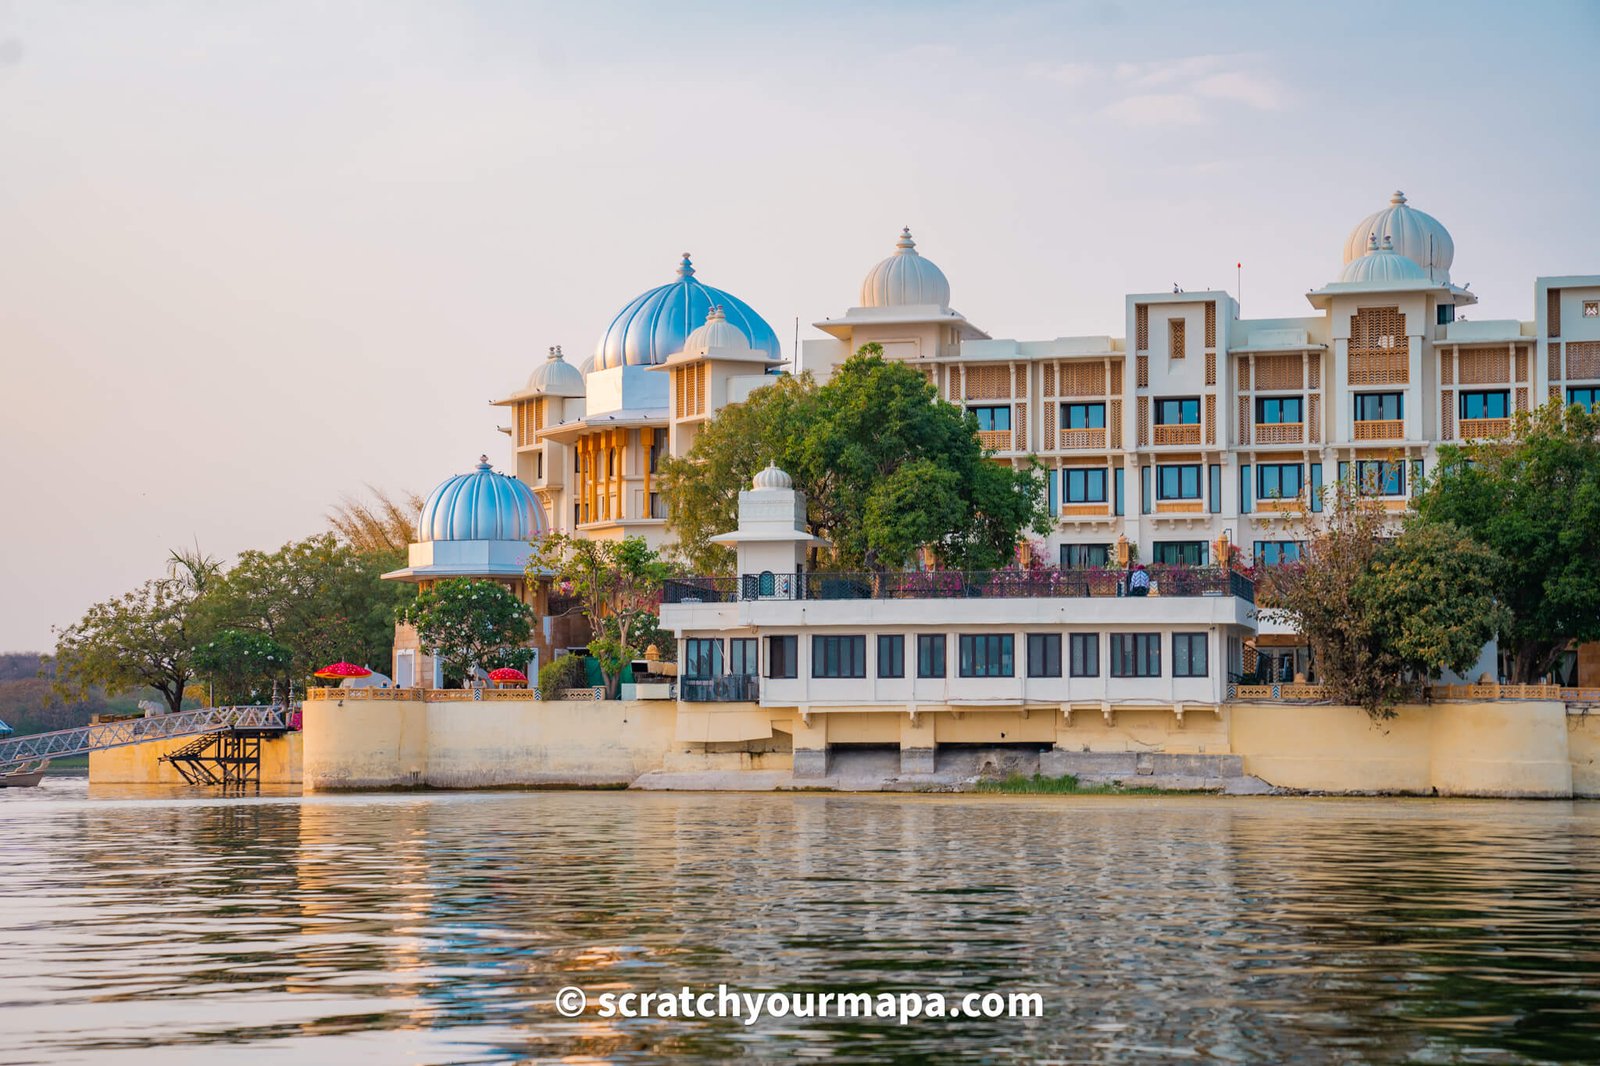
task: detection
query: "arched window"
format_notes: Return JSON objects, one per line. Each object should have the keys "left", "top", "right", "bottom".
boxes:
{"left": 758, "top": 571, "right": 775, "bottom": 596}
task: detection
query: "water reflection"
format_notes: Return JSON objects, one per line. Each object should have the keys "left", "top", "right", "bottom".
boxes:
{"left": 2, "top": 780, "right": 1598, "bottom": 1063}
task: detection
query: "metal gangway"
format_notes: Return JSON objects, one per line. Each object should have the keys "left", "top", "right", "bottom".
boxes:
{"left": 0, "top": 705, "right": 288, "bottom": 772}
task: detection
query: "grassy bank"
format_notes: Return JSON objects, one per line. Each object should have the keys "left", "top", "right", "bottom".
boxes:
{"left": 973, "top": 772, "right": 1178, "bottom": 796}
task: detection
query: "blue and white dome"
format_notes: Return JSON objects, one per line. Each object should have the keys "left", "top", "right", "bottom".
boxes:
{"left": 593, "top": 254, "right": 781, "bottom": 371}
{"left": 523, "top": 345, "right": 585, "bottom": 397}
{"left": 1343, "top": 191, "right": 1454, "bottom": 284}
{"left": 417, "top": 457, "right": 547, "bottom": 543}
{"left": 861, "top": 227, "right": 951, "bottom": 308}
{"left": 1339, "top": 235, "right": 1429, "bottom": 285}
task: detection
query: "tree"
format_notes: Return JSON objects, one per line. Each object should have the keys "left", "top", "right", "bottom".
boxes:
{"left": 529, "top": 534, "right": 670, "bottom": 698}
{"left": 52, "top": 577, "right": 203, "bottom": 713}
{"left": 1413, "top": 400, "right": 1600, "bottom": 682}
{"left": 400, "top": 579, "right": 533, "bottom": 685}
{"left": 658, "top": 347, "right": 1051, "bottom": 572}
{"left": 192, "top": 629, "right": 294, "bottom": 705}
{"left": 1262, "top": 488, "right": 1504, "bottom": 718}
{"left": 329, "top": 486, "right": 426, "bottom": 557}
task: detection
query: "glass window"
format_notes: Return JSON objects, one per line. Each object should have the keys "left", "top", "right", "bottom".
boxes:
{"left": 767, "top": 636, "right": 797, "bottom": 679}
{"left": 916, "top": 634, "right": 946, "bottom": 679}
{"left": 1069, "top": 634, "right": 1099, "bottom": 677}
{"left": 1569, "top": 387, "right": 1600, "bottom": 411}
{"left": 1354, "top": 460, "right": 1405, "bottom": 496}
{"left": 878, "top": 635, "right": 905, "bottom": 679}
{"left": 1157, "top": 464, "right": 1203, "bottom": 500}
{"left": 729, "top": 638, "right": 758, "bottom": 677}
{"left": 1257, "top": 463, "right": 1305, "bottom": 500}
{"left": 969, "top": 406, "right": 1011, "bottom": 432}
{"left": 812, "top": 636, "right": 866, "bottom": 679}
{"left": 1255, "top": 396, "right": 1303, "bottom": 424}
{"left": 1062, "top": 402, "right": 1106, "bottom": 429}
{"left": 1458, "top": 391, "right": 1510, "bottom": 419}
{"left": 1061, "top": 544, "right": 1110, "bottom": 569}
{"left": 1026, "top": 634, "right": 1061, "bottom": 678}
{"left": 1109, "top": 633, "right": 1161, "bottom": 677}
{"left": 1173, "top": 633, "right": 1208, "bottom": 677}
{"left": 684, "top": 639, "right": 723, "bottom": 680}
{"left": 1354, "top": 392, "right": 1404, "bottom": 421}
{"left": 1253, "top": 541, "right": 1303, "bottom": 567}
{"left": 1151, "top": 541, "right": 1207, "bottom": 566}
{"left": 958, "top": 634, "right": 1015, "bottom": 678}
{"left": 1155, "top": 398, "right": 1201, "bottom": 425}
{"left": 1065, "top": 468, "right": 1108, "bottom": 502}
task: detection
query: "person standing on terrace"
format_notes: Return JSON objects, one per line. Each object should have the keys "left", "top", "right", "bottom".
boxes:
{"left": 1129, "top": 564, "right": 1150, "bottom": 597}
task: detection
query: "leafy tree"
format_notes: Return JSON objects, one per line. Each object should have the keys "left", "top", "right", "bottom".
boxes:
{"left": 52, "top": 578, "right": 203, "bottom": 712}
{"left": 529, "top": 534, "right": 670, "bottom": 698}
{"left": 538, "top": 652, "right": 590, "bottom": 697}
{"left": 1262, "top": 489, "right": 1504, "bottom": 718}
{"left": 329, "top": 486, "right": 425, "bottom": 557}
{"left": 400, "top": 579, "right": 533, "bottom": 685}
{"left": 192, "top": 629, "right": 294, "bottom": 705}
{"left": 1413, "top": 400, "right": 1600, "bottom": 682}
{"left": 658, "top": 347, "right": 1051, "bottom": 572}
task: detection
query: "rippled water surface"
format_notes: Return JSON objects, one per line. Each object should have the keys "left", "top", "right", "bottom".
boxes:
{"left": 3, "top": 778, "right": 1600, "bottom": 1064}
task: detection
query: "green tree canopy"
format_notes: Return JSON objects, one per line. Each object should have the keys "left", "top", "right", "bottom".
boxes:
{"left": 52, "top": 577, "right": 203, "bottom": 713}
{"left": 192, "top": 629, "right": 294, "bottom": 705}
{"left": 400, "top": 578, "right": 533, "bottom": 685}
{"left": 1413, "top": 400, "right": 1600, "bottom": 682}
{"left": 657, "top": 347, "right": 1051, "bottom": 572}
{"left": 529, "top": 534, "right": 670, "bottom": 698}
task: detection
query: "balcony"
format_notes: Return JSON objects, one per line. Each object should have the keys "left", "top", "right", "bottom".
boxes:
{"left": 1253, "top": 422, "right": 1303, "bottom": 444}
{"left": 1458, "top": 417, "right": 1511, "bottom": 440}
{"left": 1353, "top": 419, "right": 1404, "bottom": 441}
{"left": 1153, "top": 424, "right": 1201, "bottom": 446}
{"left": 977, "top": 429, "right": 1013, "bottom": 452}
{"left": 1058, "top": 428, "right": 1107, "bottom": 449}
{"left": 680, "top": 675, "right": 760, "bottom": 702}
{"left": 1060, "top": 503, "right": 1111, "bottom": 518}
{"left": 663, "top": 567, "right": 1255, "bottom": 605}
{"left": 1154, "top": 500, "right": 1204, "bottom": 515}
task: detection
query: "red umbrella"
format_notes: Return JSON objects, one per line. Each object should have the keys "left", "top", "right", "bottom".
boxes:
{"left": 487, "top": 667, "right": 528, "bottom": 687}
{"left": 314, "top": 662, "right": 372, "bottom": 680}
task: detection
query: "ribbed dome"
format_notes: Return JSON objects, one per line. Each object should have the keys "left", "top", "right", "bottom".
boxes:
{"left": 523, "top": 345, "right": 585, "bottom": 397}
{"left": 417, "top": 457, "right": 547, "bottom": 543}
{"left": 752, "top": 463, "right": 792, "bottom": 490}
{"left": 593, "top": 254, "right": 781, "bottom": 370}
{"left": 1343, "top": 191, "right": 1454, "bottom": 284}
{"left": 682, "top": 306, "right": 754, "bottom": 357}
{"left": 860, "top": 228, "right": 951, "bottom": 308}
{"left": 1339, "top": 235, "right": 1429, "bottom": 285}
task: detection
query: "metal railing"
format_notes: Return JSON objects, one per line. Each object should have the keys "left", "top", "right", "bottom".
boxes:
{"left": 0, "top": 705, "right": 288, "bottom": 770}
{"left": 665, "top": 567, "right": 1254, "bottom": 605}
{"left": 679, "top": 675, "right": 760, "bottom": 702}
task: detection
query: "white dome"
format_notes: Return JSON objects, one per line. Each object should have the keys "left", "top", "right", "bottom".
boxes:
{"left": 860, "top": 227, "right": 951, "bottom": 308}
{"left": 1342, "top": 191, "right": 1454, "bottom": 284}
{"left": 752, "top": 463, "right": 792, "bottom": 490}
{"left": 683, "top": 306, "right": 754, "bottom": 357}
{"left": 523, "top": 345, "right": 585, "bottom": 397}
{"left": 1339, "top": 235, "right": 1429, "bottom": 285}
{"left": 417, "top": 457, "right": 548, "bottom": 543}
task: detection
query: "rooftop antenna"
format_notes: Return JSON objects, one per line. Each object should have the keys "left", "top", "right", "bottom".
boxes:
{"left": 1236, "top": 261, "right": 1242, "bottom": 317}
{"left": 793, "top": 316, "right": 799, "bottom": 372}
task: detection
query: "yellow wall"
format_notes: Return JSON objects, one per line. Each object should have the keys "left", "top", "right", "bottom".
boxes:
{"left": 89, "top": 732, "right": 303, "bottom": 785}
{"left": 1569, "top": 712, "right": 1600, "bottom": 797}
{"left": 1053, "top": 705, "right": 1229, "bottom": 755}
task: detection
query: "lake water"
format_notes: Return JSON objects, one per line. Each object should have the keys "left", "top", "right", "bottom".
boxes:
{"left": 3, "top": 777, "right": 1599, "bottom": 1064}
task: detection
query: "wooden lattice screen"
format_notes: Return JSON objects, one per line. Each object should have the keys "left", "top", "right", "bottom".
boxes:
{"left": 1567, "top": 341, "right": 1600, "bottom": 380}
{"left": 1136, "top": 305, "right": 1149, "bottom": 350}
{"left": 1137, "top": 355, "right": 1149, "bottom": 388}
{"left": 964, "top": 365, "right": 1011, "bottom": 399}
{"left": 1548, "top": 288, "right": 1561, "bottom": 338}
{"left": 1253, "top": 354, "right": 1302, "bottom": 391}
{"left": 1458, "top": 349, "right": 1510, "bottom": 384}
{"left": 1308, "top": 394, "right": 1321, "bottom": 442}
{"left": 1060, "top": 362, "right": 1105, "bottom": 396}
{"left": 1441, "top": 390, "right": 1454, "bottom": 440}
{"left": 1238, "top": 357, "right": 1250, "bottom": 391}
{"left": 1308, "top": 354, "right": 1320, "bottom": 390}
{"left": 1014, "top": 368, "right": 1028, "bottom": 398}
{"left": 1348, "top": 307, "right": 1408, "bottom": 385}
{"left": 1549, "top": 342, "right": 1562, "bottom": 383}
{"left": 1109, "top": 398, "right": 1123, "bottom": 442}
{"left": 1515, "top": 348, "right": 1528, "bottom": 382}
{"left": 1014, "top": 404, "right": 1028, "bottom": 450}
{"left": 1170, "top": 319, "right": 1186, "bottom": 359}
{"left": 1136, "top": 396, "right": 1149, "bottom": 446}
{"left": 1204, "top": 394, "right": 1216, "bottom": 445}
{"left": 1205, "top": 350, "right": 1216, "bottom": 386}
{"left": 1041, "top": 363, "right": 1055, "bottom": 396}
{"left": 1517, "top": 387, "right": 1529, "bottom": 412}
{"left": 1441, "top": 353, "right": 1453, "bottom": 385}
{"left": 1042, "top": 400, "right": 1056, "bottom": 442}
{"left": 1204, "top": 302, "right": 1217, "bottom": 349}
{"left": 1237, "top": 396, "right": 1251, "bottom": 445}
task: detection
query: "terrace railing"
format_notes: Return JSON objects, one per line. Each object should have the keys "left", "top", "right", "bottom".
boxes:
{"left": 663, "top": 566, "right": 1254, "bottom": 605}
{"left": 679, "top": 675, "right": 760, "bottom": 702}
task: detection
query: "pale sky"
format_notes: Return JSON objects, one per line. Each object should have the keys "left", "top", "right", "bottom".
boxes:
{"left": 2, "top": 0, "right": 1597, "bottom": 651}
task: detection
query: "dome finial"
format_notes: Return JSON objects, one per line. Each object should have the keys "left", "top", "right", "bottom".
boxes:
{"left": 1380, "top": 235, "right": 1394, "bottom": 251}
{"left": 707, "top": 304, "right": 726, "bottom": 323}
{"left": 476, "top": 454, "right": 492, "bottom": 471}
{"left": 677, "top": 253, "right": 695, "bottom": 279}
{"left": 554, "top": 344, "right": 564, "bottom": 359}
{"left": 896, "top": 227, "right": 916, "bottom": 252}
{"left": 1391, "top": 190, "right": 1407, "bottom": 205}
{"left": 1367, "top": 232, "right": 1379, "bottom": 252}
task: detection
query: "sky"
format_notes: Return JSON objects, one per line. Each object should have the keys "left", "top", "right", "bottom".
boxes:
{"left": 2, "top": 0, "right": 1598, "bottom": 651}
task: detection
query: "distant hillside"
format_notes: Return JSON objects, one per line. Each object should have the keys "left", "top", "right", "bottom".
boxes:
{"left": 0, "top": 653, "right": 152, "bottom": 736}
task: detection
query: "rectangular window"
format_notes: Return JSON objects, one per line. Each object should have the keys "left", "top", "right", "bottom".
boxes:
{"left": 1458, "top": 390, "right": 1510, "bottom": 419}
{"left": 537, "top": 453, "right": 544, "bottom": 479}
{"left": 916, "top": 634, "right": 946, "bottom": 678}
{"left": 1257, "top": 463, "right": 1305, "bottom": 500}
{"left": 1255, "top": 396, "right": 1304, "bottom": 424}
{"left": 1310, "top": 463, "right": 1323, "bottom": 512}
{"left": 1026, "top": 633, "right": 1062, "bottom": 678}
{"left": 812, "top": 635, "right": 866, "bottom": 679}
{"left": 1047, "top": 469, "right": 1058, "bottom": 514}
{"left": 1569, "top": 386, "right": 1600, "bottom": 411}
{"left": 767, "top": 635, "right": 797, "bottom": 679}
{"left": 1069, "top": 633, "right": 1099, "bottom": 677}
{"left": 1155, "top": 397, "right": 1201, "bottom": 425}
{"left": 958, "top": 634, "right": 1015, "bottom": 678}
{"left": 1114, "top": 467, "right": 1125, "bottom": 516}
{"left": 1110, "top": 633, "right": 1161, "bottom": 677}
{"left": 1239, "top": 463, "right": 1252, "bottom": 513}
{"left": 1354, "top": 392, "right": 1404, "bottom": 421}
{"left": 1208, "top": 464, "right": 1222, "bottom": 514}
{"left": 1253, "top": 540, "right": 1303, "bottom": 567}
{"left": 1173, "top": 633, "right": 1208, "bottom": 677}
{"left": 1065, "top": 467, "right": 1108, "bottom": 502}
{"left": 684, "top": 638, "right": 723, "bottom": 680}
{"left": 729, "top": 638, "right": 758, "bottom": 677}
{"left": 969, "top": 406, "right": 1011, "bottom": 432}
{"left": 1157, "top": 464, "right": 1203, "bottom": 500}
{"left": 877, "top": 635, "right": 905, "bottom": 679}
{"left": 1354, "top": 459, "right": 1405, "bottom": 496}
{"left": 1060, "top": 543, "right": 1110, "bottom": 569}
{"left": 1140, "top": 466, "right": 1151, "bottom": 514}
{"left": 1061, "top": 402, "right": 1106, "bottom": 429}
{"left": 1151, "top": 541, "right": 1207, "bottom": 566}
